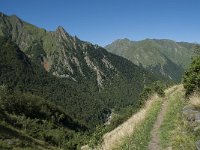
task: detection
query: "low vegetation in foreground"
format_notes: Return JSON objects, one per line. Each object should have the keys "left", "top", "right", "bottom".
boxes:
{"left": 160, "top": 89, "right": 200, "bottom": 150}
{"left": 115, "top": 96, "right": 162, "bottom": 150}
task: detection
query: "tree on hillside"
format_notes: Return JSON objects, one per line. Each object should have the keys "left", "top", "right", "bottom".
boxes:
{"left": 193, "top": 44, "right": 200, "bottom": 55}
{"left": 152, "top": 81, "right": 165, "bottom": 97}
{"left": 183, "top": 55, "right": 200, "bottom": 95}
{"left": 138, "top": 81, "right": 165, "bottom": 107}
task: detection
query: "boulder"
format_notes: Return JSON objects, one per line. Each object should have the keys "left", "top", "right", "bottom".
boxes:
{"left": 196, "top": 140, "right": 200, "bottom": 150}
{"left": 182, "top": 105, "right": 200, "bottom": 122}
{"left": 194, "top": 125, "right": 200, "bottom": 132}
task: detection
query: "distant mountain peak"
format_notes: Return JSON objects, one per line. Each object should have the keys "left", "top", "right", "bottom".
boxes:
{"left": 0, "top": 12, "right": 20, "bottom": 20}
{"left": 122, "top": 38, "right": 131, "bottom": 41}
{"left": 56, "top": 25, "right": 70, "bottom": 35}
{"left": 10, "top": 14, "right": 18, "bottom": 18}
{"left": 56, "top": 25, "right": 65, "bottom": 32}
{"left": 114, "top": 38, "right": 131, "bottom": 43}
{"left": 56, "top": 25, "right": 72, "bottom": 40}
{"left": 0, "top": 12, "right": 6, "bottom": 17}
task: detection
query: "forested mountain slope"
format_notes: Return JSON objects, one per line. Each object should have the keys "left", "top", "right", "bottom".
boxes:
{"left": 0, "top": 13, "right": 166, "bottom": 128}
{"left": 0, "top": 12, "right": 172, "bottom": 149}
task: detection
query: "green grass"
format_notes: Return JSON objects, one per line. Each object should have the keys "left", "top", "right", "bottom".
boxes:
{"left": 115, "top": 98, "right": 162, "bottom": 150}
{"left": 160, "top": 91, "right": 198, "bottom": 150}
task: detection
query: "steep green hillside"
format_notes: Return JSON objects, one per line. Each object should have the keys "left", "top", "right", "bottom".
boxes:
{"left": 183, "top": 55, "right": 200, "bottom": 95}
{"left": 0, "top": 13, "right": 166, "bottom": 128}
{"left": 0, "top": 86, "right": 87, "bottom": 149}
{"left": 0, "top": 36, "right": 107, "bottom": 128}
{"left": 105, "top": 38, "right": 197, "bottom": 82}
{"left": 0, "top": 12, "right": 171, "bottom": 149}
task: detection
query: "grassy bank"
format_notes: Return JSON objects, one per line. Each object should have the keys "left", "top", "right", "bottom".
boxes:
{"left": 159, "top": 90, "right": 198, "bottom": 149}
{"left": 115, "top": 97, "right": 162, "bottom": 150}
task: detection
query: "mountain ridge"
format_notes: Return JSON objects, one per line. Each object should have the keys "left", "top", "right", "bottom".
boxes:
{"left": 105, "top": 38, "right": 197, "bottom": 82}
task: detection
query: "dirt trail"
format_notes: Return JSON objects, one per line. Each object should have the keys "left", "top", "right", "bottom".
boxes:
{"left": 148, "top": 85, "right": 181, "bottom": 150}
{"left": 148, "top": 96, "right": 169, "bottom": 150}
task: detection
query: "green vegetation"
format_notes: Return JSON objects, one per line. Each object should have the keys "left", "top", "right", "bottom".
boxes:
{"left": 160, "top": 49, "right": 200, "bottom": 149}
{"left": 183, "top": 55, "right": 200, "bottom": 95}
{"left": 116, "top": 98, "right": 162, "bottom": 150}
{"left": 0, "top": 86, "right": 88, "bottom": 149}
{"left": 106, "top": 38, "right": 197, "bottom": 82}
{"left": 86, "top": 105, "right": 139, "bottom": 148}
{"left": 138, "top": 81, "right": 165, "bottom": 107}
{"left": 86, "top": 81, "right": 166, "bottom": 147}
{"left": 159, "top": 90, "right": 199, "bottom": 149}
{"left": 0, "top": 36, "right": 160, "bottom": 128}
{"left": 0, "top": 13, "right": 167, "bottom": 129}
{"left": 0, "top": 13, "right": 175, "bottom": 149}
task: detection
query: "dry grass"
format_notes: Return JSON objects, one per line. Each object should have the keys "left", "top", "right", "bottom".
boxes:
{"left": 165, "top": 85, "right": 182, "bottom": 94}
{"left": 190, "top": 94, "right": 200, "bottom": 108}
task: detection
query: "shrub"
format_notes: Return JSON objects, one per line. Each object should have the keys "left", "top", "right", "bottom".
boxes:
{"left": 183, "top": 56, "right": 200, "bottom": 95}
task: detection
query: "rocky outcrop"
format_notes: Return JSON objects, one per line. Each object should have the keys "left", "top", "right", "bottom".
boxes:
{"left": 196, "top": 140, "right": 200, "bottom": 150}
{"left": 182, "top": 105, "right": 200, "bottom": 122}
{"left": 182, "top": 104, "right": 200, "bottom": 149}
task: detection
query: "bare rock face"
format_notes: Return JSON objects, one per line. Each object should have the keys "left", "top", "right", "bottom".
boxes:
{"left": 50, "top": 25, "right": 119, "bottom": 87}
{"left": 182, "top": 105, "right": 200, "bottom": 123}
{"left": 183, "top": 105, "right": 200, "bottom": 150}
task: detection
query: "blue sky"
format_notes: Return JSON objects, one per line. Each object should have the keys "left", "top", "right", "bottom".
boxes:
{"left": 0, "top": 0, "right": 200, "bottom": 46}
